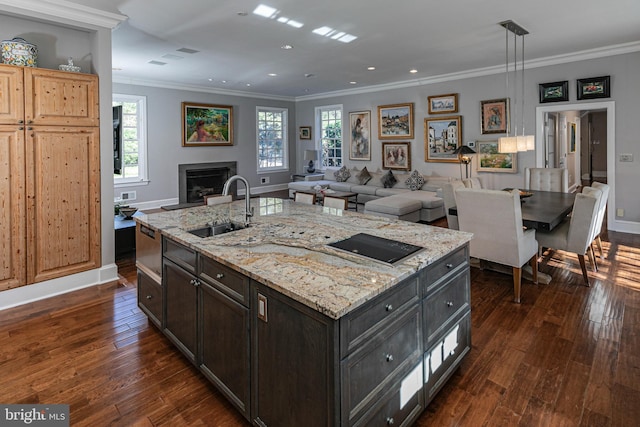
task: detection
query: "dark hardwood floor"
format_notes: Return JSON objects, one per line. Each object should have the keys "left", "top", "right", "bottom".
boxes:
{"left": 1, "top": 208, "right": 639, "bottom": 426}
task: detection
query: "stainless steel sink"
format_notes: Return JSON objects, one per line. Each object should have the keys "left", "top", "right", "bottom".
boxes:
{"left": 187, "top": 222, "right": 247, "bottom": 237}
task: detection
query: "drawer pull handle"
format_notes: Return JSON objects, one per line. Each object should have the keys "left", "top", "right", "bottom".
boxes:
{"left": 446, "top": 263, "right": 454, "bottom": 269}
{"left": 446, "top": 301, "right": 454, "bottom": 307}
{"left": 385, "top": 304, "right": 393, "bottom": 312}
{"left": 190, "top": 279, "right": 200, "bottom": 286}
{"left": 450, "top": 350, "right": 456, "bottom": 356}
{"left": 385, "top": 354, "right": 394, "bottom": 362}
{"left": 386, "top": 417, "right": 395, "bottom": 425}
{"left": 216, "top": 273, "right": 224, "bottom": 279}
{"left": 146, "top": 295, "right": 152, "bottom": 300}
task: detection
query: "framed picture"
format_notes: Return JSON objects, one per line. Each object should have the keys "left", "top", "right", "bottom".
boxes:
{"left": 424, "top": 115, "right": 462, "bottom": 163}
{"left": 349, "top": 110, "right": 371, "bottom": 160}
{"left": 577, "top": 76, "right": 610, "bottom": 100}
{"left": 427, "top": 93, "right": 458, "bottom": 114}
{"left": 382, "top": 142, "right": 411, "bottom": 170}
{"left": 480, "top": 98, "right": 510, "bottom": 135}
{"left": 182, "top": 102, "right": 233, "bottom": 147}
{"left": 569, "top": 122, "right": 577, "bottom": 153}
{"left": 378, "top": 103, "right": 414, "bottom": 139}
{"left": 539, "top": 81, "right": 569, "bottom": 103}
{"left": 299, "top": 126, "right": 312, "bottom": 139}
{"left": 476, "top": 140, "right": 517, "bottom": 173}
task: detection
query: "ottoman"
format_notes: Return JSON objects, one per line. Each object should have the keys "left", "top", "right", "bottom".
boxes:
{"left": 363, "top": 195, "right": 422, "bottom": 222}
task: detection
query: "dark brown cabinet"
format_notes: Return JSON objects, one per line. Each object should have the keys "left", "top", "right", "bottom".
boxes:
{"left": 137, "top": 269, "right": 162, "bottom": 327}
{"left": 163, "top": 258, "right": 198, "bottom": 364}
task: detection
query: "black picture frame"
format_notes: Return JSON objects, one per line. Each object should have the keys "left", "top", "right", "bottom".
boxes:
{"left": 577, "top": 76, "right": 610, "bottom": 100}
{"left": 538, "top": 81, "right": 568, "bottom": 103}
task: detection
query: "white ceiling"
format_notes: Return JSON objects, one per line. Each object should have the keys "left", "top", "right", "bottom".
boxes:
{"left": 74, "top": 0, "right": 640, "bottom": 99}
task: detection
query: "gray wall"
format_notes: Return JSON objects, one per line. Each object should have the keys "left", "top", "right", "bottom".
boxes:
{"left": 113, "top": 83, "right": 296, "bottom": 204}
{"left": 295, "top": 51, "right": 640, "bottom": 227}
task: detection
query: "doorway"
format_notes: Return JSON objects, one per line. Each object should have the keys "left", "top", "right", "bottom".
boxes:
{"left": 535, "top": 101, "right": 616, "bottom": 231}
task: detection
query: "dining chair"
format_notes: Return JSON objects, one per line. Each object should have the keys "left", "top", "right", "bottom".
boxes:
{"left": 462, "top": 177, "right": 483, "bottom": 189}
{"left": 294, "top": 192, "right": 316, "bottom": 205}
{"left": 204, "top": 194, "right": 233, "bottom": 205}
{"left": 591, "top": 182, "right": 610, "bottom": 258}
{"left": 442, "top": 181, "right": 466, "bottom": 230}
{"left": 535, "top": 186, "right": 602, "bottom": 286}
{"left": 456, "top": 188, "right": 538, "bottom": 303}
{"left": 524, "top": 167, "right": 568, "bottom": 192}
{"left": 323, "top": 195, "right": 347, "bottom": 210}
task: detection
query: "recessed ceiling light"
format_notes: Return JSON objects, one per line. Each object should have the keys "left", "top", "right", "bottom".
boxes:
{"left": 246, "top": 83, "right": 251, "bottom": 87}
{"left": 287, "top": 20, "right": 303, "bottom": 28}
{"left": 304, "top": 73, "right": 315, "bottom": 78}
{"left": 148, "top": 60, "right": 167, "bottom": 66}
{"left": 409, "top": 69, "right": 418, "bottom": 74}
{"left": 237, "top": 11, "right": 248, "bottom": 16}
{"left": 277, "top": 16, "right": 288, "bottom": 23}
{"left": 176, "top": 47, "right": 199, "bottom": 54}
{"left": 337, "top": 34, "right": 357, "bottom": 43}
{"left": 331, "top": 32, "right": 345, "bottom": 40}
{"left": 281, "top": 44, "right": 293, "bottom": 50}
{"left": 350, "top": 81, "right": 357, "bottom": 85}
{"left": 268, "top": 73, "right": 277, "bottom": 77}
{"left": 367, "top": 66, "right": 376, "bottom": 71}
{"left": 313, "top": 26, "right": 333, "bottom": 36}
{"left": 208, "top": 78, "right": 213, "bottom": 81}
{"left": 162, "top": 54, "right": 183, "bottom": 60}
{"left": 253, "top": 4, "right": 277, "bottom": 18}
{"left": 221, "top": 80, "right": 227, "bottom": 84}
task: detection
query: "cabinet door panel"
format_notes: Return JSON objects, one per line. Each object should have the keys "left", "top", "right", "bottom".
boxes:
{"left": 0, "top": 65, "right": 24, "bottom": 124}
{"left": 0, "top": 126, "right": 26, "bottom": 290}
{"left": 24, "top": 68, "right": 99, "bottom": 126}
{"left": 163, "top": 259, "right": 198, "bottom": 364}
{"left": 26, "top": 126, "right": 101, "bottom": 283}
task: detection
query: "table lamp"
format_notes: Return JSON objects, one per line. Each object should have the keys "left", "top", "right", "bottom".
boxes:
{"left": 304, "top": 149, "right": 317, "bottom": 173}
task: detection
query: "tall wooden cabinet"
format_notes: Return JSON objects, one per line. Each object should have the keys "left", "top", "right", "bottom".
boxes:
{"left": 0, "top": 64, "right": 100, "bottom": 290}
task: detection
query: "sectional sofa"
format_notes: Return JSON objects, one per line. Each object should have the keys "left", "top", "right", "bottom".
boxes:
{"left": 288, "top": 166, "right": 458, "bottom": 222}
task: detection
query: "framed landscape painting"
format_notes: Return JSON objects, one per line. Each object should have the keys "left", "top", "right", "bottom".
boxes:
{"left": 577, "top": 75, "right": 610, "bottom": 100}
{"left": 480, "top": 98, "right": 509, "bottom": 135}
{"left": 424, "top": 115, "right": 462, "bottom": 163}
{"left": 476, "top": 140, "right": 517, "bottom": 173}
{"left": 349, "top": 110, "right": 371, "bottom": 160}
{"left": 382, "top": 142, "right": 411, "bottom": 170}
{"left": 378, "top": 103, "right": 414, "bottom": 139}
{"left": 182, "top": 102, "right": 233, "bottom": 146}
{"left": 428, "top": 93, "right": 458, "bottom": 114}
{"left": 539, "top": 81, "right": 569, "bottom": 103}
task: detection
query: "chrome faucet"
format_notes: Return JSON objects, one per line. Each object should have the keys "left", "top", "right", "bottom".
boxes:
{"left": 222, "top": 175, "right": 254, "bottom": 226}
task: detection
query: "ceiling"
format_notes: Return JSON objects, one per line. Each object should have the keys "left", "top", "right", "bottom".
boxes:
{"left": 73, "top": 0, "right": 640, "bottom": 99}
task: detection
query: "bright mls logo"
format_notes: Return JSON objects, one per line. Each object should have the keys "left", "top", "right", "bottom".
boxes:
{"left": 1, "top": 405, "right": 69, "bottom": 426}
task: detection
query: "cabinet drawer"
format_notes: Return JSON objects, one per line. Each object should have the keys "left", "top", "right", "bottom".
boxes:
{"left": 200, "top": 256, "right": 250, "bottom": 307}
{"left": 424, "top": 313, "right": 471, "bottom": 404}
{"left": 137, "top": 269, "right": 162, "bottom": 327}
{"left": 423, "top": 269, "right": 470, "bottom": 345}
{"left": 353, "top": 361, "right": 424, "bottom": 427}
{"left": 422, "top": 245, "right": 468, "bottom": 297}
{"left": 341, "top": 306, "right": 422, "bottom": 423}
{"left": 340, "top": 277, "right": 419, "bottom": 358}
{"left": 163, "top": 237, "right": 197, "bottom": 273}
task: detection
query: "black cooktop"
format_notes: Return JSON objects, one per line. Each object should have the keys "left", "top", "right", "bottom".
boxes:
{"left": 328, "top": 233, "right": 424, "bottom": 265}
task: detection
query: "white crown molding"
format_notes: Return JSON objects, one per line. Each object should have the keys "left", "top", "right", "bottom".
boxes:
{"left": 295, "top": 41, "right": 640, "bottom": 102}
{"left": 0, "top": 0, "right": 127, "bottom": 29}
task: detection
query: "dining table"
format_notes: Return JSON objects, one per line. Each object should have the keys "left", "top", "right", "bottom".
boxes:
{"left": 449, "top": 189, "right": 576, "bottom": 232}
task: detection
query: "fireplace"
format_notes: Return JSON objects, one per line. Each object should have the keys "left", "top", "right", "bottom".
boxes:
{"left": 178, "top": 162, "right": 237, "bottom": 204}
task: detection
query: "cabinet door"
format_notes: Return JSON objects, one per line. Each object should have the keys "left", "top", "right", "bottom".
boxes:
{"left": 25, "top": 126, "right": 101, "bottom": 283}
{"left": 163, "top": 259, "right": 198, "bottom": 364}
{"left": 200, "top": 281, "right": 250, "bottom": 420}
{"left": 0, "top": 126, "right": 26, "bottom": 290}
{"left": 0, "top": 65, "right": 24, "bottom": 124}
{"left": 23, "top": 68, "right": 99, "bottom": 126}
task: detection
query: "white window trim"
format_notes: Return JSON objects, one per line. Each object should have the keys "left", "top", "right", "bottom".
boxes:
{"left": 256, "top": 106, "right": 289, "bottom": 173}
{"left": 315, "top": 104, "right": 343, "bottom": 170}
{"left": 113, "top": 93, "right": 149, "bottom": 187}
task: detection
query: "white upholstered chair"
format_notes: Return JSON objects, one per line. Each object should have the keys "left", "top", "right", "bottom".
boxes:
{"left": 442, "top": 181, "right": 466, "bottom": 230}
{"left": 462, "top": 177, "right": 482, "bottom": 189}
{"left": 323, "top": 195, "right": 348, "bottom": 210}
{"left": 456, "top": 188, "right": 538, "bottom": 303}
{"left": 535, "top": 186, "right": 602, "bottom": 286}
{"left": 591, "top": 182, "right": 610, "bottom": 258}
{"left": 294, "top": 191, "right": 316, "bottom": 205}
{"left": 524, "top": 167, "right": 569, "bottom": 192}
{"left": 204, "top": 194, "right": 233, "bottom": 205}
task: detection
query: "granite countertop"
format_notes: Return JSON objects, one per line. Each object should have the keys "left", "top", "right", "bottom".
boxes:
{"left": 135, "top": 197, "right": 472, "bottom": 319}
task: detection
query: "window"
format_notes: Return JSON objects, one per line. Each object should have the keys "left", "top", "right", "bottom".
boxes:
{"left": 257, "top": 107, "right": 288, "bottom": 172}
{"left": 113, "top": 94, "right": 148, "bottom": 186}
{"left": 316, "top": 105, "right": 343, "bottom": 168}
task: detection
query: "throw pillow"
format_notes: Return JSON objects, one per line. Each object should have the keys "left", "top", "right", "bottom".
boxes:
{"left": 381, "top": 170, "right": 397, "bottom": 188}
{"left": 405, "top": 169, "right": 425, "bottom": 191}
{"left": 356, "top": 166, "right": 372, "bottom": 185}
{"left": 333, "top": 166, "right": 351, "bottom": 182}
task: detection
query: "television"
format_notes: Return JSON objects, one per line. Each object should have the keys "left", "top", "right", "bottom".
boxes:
{"left": 113, "top": 105, "right": 123, "bottom": 175}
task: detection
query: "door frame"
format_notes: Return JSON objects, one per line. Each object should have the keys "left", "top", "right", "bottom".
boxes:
{"left": 536, "top": 101, "right": 616, "bottom": 231}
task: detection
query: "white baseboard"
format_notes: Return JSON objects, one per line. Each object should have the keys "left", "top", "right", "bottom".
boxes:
{"left": 611, "top": 219, "right": 640, "bottom": 234}
{"left": 0, "top": 264, "right": 119, "bottom": 311}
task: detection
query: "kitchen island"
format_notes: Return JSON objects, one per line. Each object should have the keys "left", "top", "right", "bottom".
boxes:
{"left": 135, "top": 197, "right": 473, "bottom": 426}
